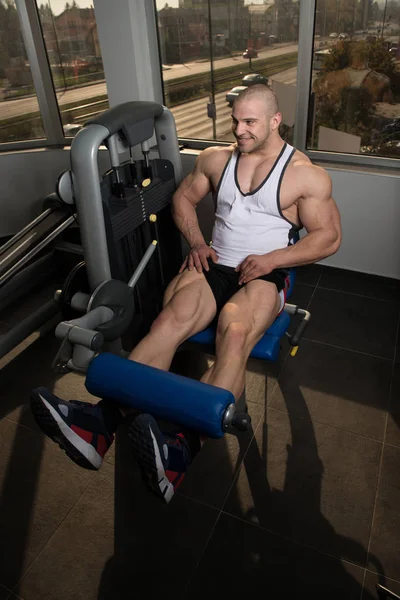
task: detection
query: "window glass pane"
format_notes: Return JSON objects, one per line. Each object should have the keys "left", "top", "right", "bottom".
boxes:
{"left": 309, "top": 0, "right": 400, "bottom": 159}
{"left": 0, "top": 0, "right": 45, "bottom": 143}
{"left": 37, "top": 0, "right": 109, "bottom": 137}
{"left": 156, "top": 0, "right": 300, "bottom": 144}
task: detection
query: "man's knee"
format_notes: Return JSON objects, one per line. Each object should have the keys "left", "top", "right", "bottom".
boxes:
{"left": 216, "top": 315, "right": 251, "bottom": 357}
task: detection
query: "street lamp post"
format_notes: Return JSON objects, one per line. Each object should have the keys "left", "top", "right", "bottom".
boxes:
{"left": 48, "top": 0, "right": 66, "bottom": 91}
{"left": 248, "top": 9, "right": 252, "bottom": 70}
{"left": 381, "top": 0, "right": 388, "bottom": 38}
{"left": 207, "top": 0, "right": 216, "bottom": 140}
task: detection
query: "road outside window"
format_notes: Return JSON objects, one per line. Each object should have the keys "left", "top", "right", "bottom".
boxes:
{"left": 0, "top": 0, "right": 45, "bottom": 143}
{"left": 37, "top": 0, "right": 109, "bottom": 138}
{"left": 155, "top": 0, "right": 300, "bottom": 144}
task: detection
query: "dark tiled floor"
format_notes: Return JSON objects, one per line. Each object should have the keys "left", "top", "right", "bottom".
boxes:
{"left": 0, "top": 264, "right": 400, "bottom": 600}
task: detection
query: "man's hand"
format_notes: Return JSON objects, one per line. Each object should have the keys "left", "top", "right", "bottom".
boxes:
{"left": 235, "top": 254, "right": 275, "bottom": 285}
{"left": 179, "top": 243, "right": 218, "bottom": 273}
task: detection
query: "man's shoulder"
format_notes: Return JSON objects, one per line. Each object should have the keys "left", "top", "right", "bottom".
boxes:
{"left": 290, "top": 150, "right": 330, "bottom": 180}
{"left": 290, "top": 148, "right": 312, "bottom": 166}
{"left": 199, "top": 144, "right": 236, "bottom": 161}
{"left": 197, "top": 144, "right": 236, "bottom": 175}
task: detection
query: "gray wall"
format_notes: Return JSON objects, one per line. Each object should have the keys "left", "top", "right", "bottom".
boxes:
{"left": 0, "top": 149, "right": 111, "bottom": 238}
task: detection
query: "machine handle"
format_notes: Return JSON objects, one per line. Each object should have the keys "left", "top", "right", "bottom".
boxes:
{"left": 231, "top": 412, "right": 251, "bottom": 431}
{"left": 128, "top": 240, "right": 158, "bottom": 289}
{"left": 65, "top": 326, "right": 104, "bottom": 350}
{"left": 288, "top": 309, "right": 311, "bottom": 356}
{"left": 86, "top": 101, "right": 164, "bottom": 146}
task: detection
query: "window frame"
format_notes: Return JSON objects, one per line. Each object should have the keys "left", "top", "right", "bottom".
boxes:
{"left": 160, "top": 0, "right": 400, "bottom": 172}
{"left": 5, "top": 0, "right": 66, "bottom": 149}
{"left": 1, "top": 0, "right": 399, "bottom": 171}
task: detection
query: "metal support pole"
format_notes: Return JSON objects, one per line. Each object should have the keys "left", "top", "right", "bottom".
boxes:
{"left": 207, "top": 0, "right": 217, "bottom": 140}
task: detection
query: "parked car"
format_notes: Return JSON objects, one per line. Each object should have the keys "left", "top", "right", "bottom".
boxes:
{"left": 329, "top": 32, "right": 338, "bottom": 38}
{"left": 63, "top": 123, "right": 82, "bottom": 136}
{"left": 382, "top": 117, "right": 400, "bottom": 137}
{"left": 241, "top": 73, "right": 268, "bottom": 86}
{"left": 226, "top": 85, "right": 247, "bottom": 106}
{"left": 243, "top": 48, "right": 258, "bottom": 59}
{"left": 338, "top": 33, "right": 348, "bottom": 39}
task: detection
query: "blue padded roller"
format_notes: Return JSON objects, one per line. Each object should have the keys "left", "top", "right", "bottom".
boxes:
{"left": 85, "top": 352, "right": 235, "bottom": 438}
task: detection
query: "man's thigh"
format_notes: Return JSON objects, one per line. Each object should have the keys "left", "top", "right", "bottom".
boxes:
{"left": 218, "top": 279, "right": 282, "bottom": 341}
{"left": 163, "top": 268, "right": 213, "bottom": 307}
{"left": 160, "top": 268, "right": 218, "bottom": 337}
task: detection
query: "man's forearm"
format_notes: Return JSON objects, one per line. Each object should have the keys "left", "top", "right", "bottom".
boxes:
{"left": 268, "top": 229, "right": 340, "bottom": 269}
{"left": 172, "top": 194, "right": 206, "bottom": 248}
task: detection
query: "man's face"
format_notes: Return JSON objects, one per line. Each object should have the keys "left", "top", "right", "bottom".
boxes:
{"left": 231, "top": 97, "right": 273, "bottom": 153}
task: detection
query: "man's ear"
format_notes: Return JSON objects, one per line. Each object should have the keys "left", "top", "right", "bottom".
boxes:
{"left": 271, "top": 112, "right": 282, "bottom": 131}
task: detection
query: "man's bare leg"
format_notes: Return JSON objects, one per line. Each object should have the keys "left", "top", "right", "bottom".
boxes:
{"left": 129, "top": 279, "right": 283, "bottom": 503}
{"left": 128, "top": 268, "right": 217, "bottom": 371}
{"left": 200, "top": 280, "right": 281, "bottom": 400}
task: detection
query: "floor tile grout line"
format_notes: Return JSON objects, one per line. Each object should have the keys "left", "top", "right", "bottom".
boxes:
{"left": 383, "top": 440, "right": 400, "bottom": 450}
{"left": 300, "top": 336, "right": 394, "bottom": 362}
{"left": 0, "top": 584, "right": 15, "bottom": 600}
{"left": 360, "top": 569, "right": 367, "bottom": 600}
{"left": 364, "top": 308, "right": 400, "bottom": 573}
{"left": 218, "top": 404, "right": 269, "bottom": 515}
{"left": 218, "top": 509, "right": 368, "bottom": 573}
{"left": 364, "top": 566, "right": 400, "bottom": 584}
{"left": 306, "top": 274, "right": 322, "bottom": 308}
{"left": 314, "top": 265, "right": 325, "bottom": 290}
{"left": 311, "top": 264, "right": 400, "bottom": 301}
{"left": 10, "top": 471, "right": 98, "bottom": 594}
{"left": 316, "top": 284, "right": 400, "bottom": 304}
{"left": 183, "top": 509, "right": 223, "bottom": 597}
{"left": 363, "top": 434, "right": 386, "bottom": 573}
{"left": 392, "top": 305, "right": 400, "bottom": 365}
{"left": 211, "top": 338, "right": 295, "bottom": 514}
{"left": 264, "top": 404, "right": 387, "bottom": 446}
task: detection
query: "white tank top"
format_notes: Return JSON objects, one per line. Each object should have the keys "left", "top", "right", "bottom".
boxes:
{"left": 211, "top": 143, "right": 298, "bottom": 268}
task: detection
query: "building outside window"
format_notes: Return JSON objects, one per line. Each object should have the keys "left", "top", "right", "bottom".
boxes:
{"left": 0, "top": 0, "right": 398, "bottom": 162}
{"left": 155, "top": 0, "right": 300, "bottom": 144}
{"left": 309, "top": 0, "right": 400, "bottom": 159}
{"left": 37, "top": 0, "right": 108, "bottom": 137}
{"left": 0, "top": 0, "right": 44, "bottom": 143}
{"left": 0, "top": 0, "right": 108, "bottom": 145}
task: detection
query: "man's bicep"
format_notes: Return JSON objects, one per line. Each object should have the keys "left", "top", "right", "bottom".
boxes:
{"left": 176, "top": 156, "right": 212, "bottom": 207}
{"left": 298, "top": 171, "right": 340, "bottom": 234}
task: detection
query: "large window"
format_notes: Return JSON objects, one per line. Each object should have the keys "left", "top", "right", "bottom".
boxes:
{"left": 308, "top": 0, "right": 400, "bottom": 159}
{"left": 155, "top": 0, "right": 300, "bottom": 144}
{"left": 0, "top": 0, "right": 108, "bottom": 147}
{"left": 0, "top": 0, "right": 44, "bottom": 143}
{"left": 37, "top": 0, "right": 108, "bottom": 137}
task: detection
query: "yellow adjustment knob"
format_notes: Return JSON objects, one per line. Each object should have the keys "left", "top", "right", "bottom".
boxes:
{"left": 149, "top": 214, "right": 157, "bottom": 222}
{"left": 142, "top": 178, "right": 151, "bottom": 188}
{"left": 290, "top": 346, "right": 299, "bottom": 357}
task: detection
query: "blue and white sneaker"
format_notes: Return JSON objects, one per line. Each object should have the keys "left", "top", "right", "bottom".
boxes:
{"left": 30, "top": 387, "right": 114, "bottom": 470}
{"left": 129, "top": 414, "right": 192, "bottom": 503}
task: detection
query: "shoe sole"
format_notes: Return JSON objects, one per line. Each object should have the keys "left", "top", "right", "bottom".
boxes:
{"left": 129, "top": 418, "right": 174, "bottom": 503}
{"left": 30, "top": 393, "right": 102, "bottom": 470}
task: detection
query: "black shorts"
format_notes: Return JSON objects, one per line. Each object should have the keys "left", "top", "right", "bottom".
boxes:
{"left": 203, "top": 260, "right": 289, "bottom": 313}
